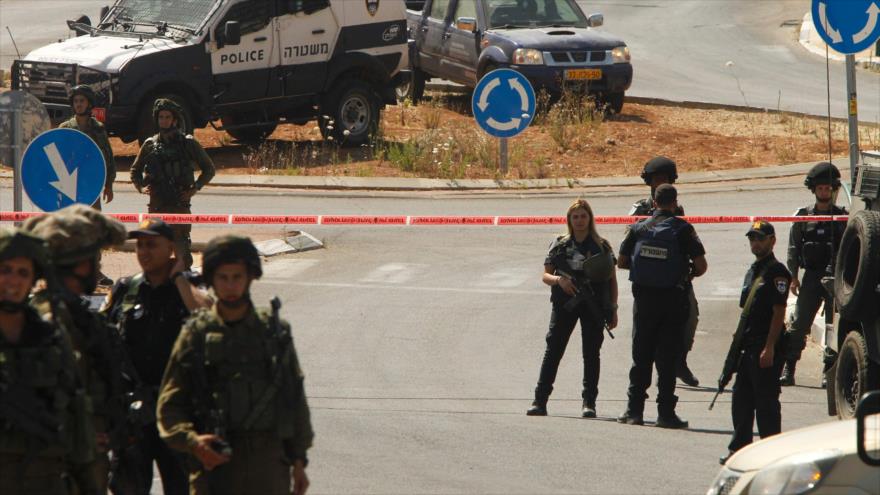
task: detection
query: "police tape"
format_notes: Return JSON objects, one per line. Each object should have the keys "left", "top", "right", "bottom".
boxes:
{"left": 0, "top": 212, "right": 850, "bottom": 225}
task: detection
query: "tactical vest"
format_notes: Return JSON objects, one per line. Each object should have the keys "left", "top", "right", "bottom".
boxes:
{"left": 798, "top": 205, "right": 846, "bottom": 270}
{"left": 144, "top": 135, "right": 197, "bottom": 193}
{"left": 187, "top": 310, "right": 298, "bottom": 438}
{"left": 629, "top": 215, "right": 689, "bottom": 288}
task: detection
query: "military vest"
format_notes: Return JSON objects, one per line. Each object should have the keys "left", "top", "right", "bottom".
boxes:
{"left": 797, "top": 205, "right": 847, "bottom": 270}
{"left": 629, "top": 215, "right": 689, "bottom": 288}
{"left": 144, "top": 134, "right": 197, "bottom": 192}
{"left": 186, "top": 309, "right": 299, "bottom": 438}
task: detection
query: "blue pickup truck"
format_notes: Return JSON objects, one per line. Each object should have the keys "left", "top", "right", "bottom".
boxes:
{"left": 403, "top": 0, "right": 632, "bottom": 112}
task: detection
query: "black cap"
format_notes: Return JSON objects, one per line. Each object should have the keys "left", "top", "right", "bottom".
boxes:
{"left": 654, "top": 183, "right": 677, "bottom": 205}
{"left": 746, "top": 220, "right": 775, "bottom": 238}
{"left": 128, "top": 218, "right": 174, "bottom": 241}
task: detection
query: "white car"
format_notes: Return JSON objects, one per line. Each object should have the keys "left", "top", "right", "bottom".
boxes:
{"left": 707, "top": 392, "right": 879, "bottom": 495}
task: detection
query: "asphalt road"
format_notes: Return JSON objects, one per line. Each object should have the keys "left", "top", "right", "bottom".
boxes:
{"left": 3, "top": 0, "right": 879, "bottom": 119}
{"left": 0, "top": 179, "right": 836, "bottom": 494}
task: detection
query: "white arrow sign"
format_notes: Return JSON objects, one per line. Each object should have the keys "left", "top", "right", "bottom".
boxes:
{"left": 486, "top": 117, "right": 521, "bottom": 131}
{"left": 477, "top": 77, "right": 500, "bottom": 112}
{"left": 854, "top": 2, "right": 880, "bottom": 43}
{"left": 509, "top": 79, "right": 529, "bottom": 112}
{"left": 43, "top": 142, "right": 78, "bottom": 200}
{"left": 818, "top": 1, "right": 843, "bottom": 44}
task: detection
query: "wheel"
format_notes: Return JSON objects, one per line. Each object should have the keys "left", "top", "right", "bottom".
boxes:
{"left": 320, "top": 80, "right": 380, "bottom": 147}
{"left": 221, "top": 114, "right": 278, "bottom": 143}
{"left": 835, "top": 330, "right": 880, "bottom": 419}
{"left": 606, "top": 91, "right": 625, "bottom": 114}
{"left": 136, "top": 93, "right": 194, "bottom": 144}
{"left": 834, "top": 210, "right": 880, "bottom": 319}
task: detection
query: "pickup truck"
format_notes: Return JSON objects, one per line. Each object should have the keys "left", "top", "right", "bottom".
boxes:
{"left": 403, "top": 0, "right": 632, "bottom": 112}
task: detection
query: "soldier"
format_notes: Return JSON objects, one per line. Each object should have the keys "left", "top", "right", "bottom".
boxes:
{"left": 0, "top": 228, "right": 95, "bottom": 495}
{"left": 157, "top": 236, "right": 313, "bottom": 495}
{"left": 102, "top": 219, "right": 212, "bottom": 495}
{"left": 58, "top": 85, "right": 115, "bottom": 209}
{"left": 629, "top": 156, "right": 700, "bottom": 387}
{"left": 527, "top": 199, "right": 619, "bottom": 418}
{"left": 617, "top": 184, "right": 707, "bottom": 428}
{"left": 721, "top": 221, "right": 790, "bottom": 464}
{"left": 130, "top": 98, "right": 215, "bottom": 269}
{"left": 23, "top": 204, "right": 129, "bottom": 494}
{"left": 781, "top": 162, "right": 847, "bottom": 386}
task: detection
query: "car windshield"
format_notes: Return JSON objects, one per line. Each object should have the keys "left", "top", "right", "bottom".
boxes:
{"left": 484, "top": 0, "right": 588, "bottom": 29}
{"left": 100, "top": 0, "right": 217, "bottom": 37}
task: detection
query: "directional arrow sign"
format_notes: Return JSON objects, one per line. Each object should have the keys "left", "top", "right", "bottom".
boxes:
{"left": 812, "top": 0, "right": 880, "bottom": 54}
{"left": 472, "top": 68, "right": 536, "bottom": 138}
{"left": 21, "top": 128, "right": 106, "bottom": 212}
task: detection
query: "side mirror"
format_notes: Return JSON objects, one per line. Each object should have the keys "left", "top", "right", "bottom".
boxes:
{"left": 856, "top": 391, "right": 880, "bottom": 466}
{"left": 68, "top": 15, "right": 91, "bottom": 36}
{"left": 224, "top": 21, "right": 241, "bottom": 46}
{"left": 456, "top": 17, "right": 477, "bottom": 33}
{"left": 587, "top": 13, "right": 604, "bottom": 28}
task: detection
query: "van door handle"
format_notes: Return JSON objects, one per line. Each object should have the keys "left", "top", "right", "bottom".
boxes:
{"left": 254, "top": 36, "right": 267, "bottom": 42}
{"left": 312, "top": 29, "right": 325, "bottom": 34}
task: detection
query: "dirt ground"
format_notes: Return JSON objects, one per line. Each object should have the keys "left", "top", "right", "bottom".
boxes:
{"left": 103, "top": 93, "right": 862, "bottom": 180}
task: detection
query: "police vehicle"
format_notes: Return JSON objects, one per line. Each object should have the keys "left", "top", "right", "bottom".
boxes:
{"left": 12, "top": 0, "right": 409, "bottom": 145}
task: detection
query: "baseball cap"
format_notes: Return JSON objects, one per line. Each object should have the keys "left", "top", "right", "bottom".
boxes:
{"left": 128, "top": 218, "right": 174, "bottom": 241}
{"left": 746, "top": 220, "right": 775, "bottom": 239}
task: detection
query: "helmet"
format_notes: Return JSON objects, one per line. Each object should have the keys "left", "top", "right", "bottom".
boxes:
{"left": 202, "top": 235, "right": 262, "bottom": 286}
{"left": 69, "top": 85, "right": 97, "bottom": 108}
{"left": 152, "top": 98, "right": 184, "bottom": 127}
{"left": 22, "top": 204, "right": 126, "bottom": 266}
{"left": 804, "top": 161, "right": 841, "bottom": 190}
{"left": 640, "top": 156, "right": 678, "bottom": 185}
{"left": 0, "top": 228, "right": 50, "bottom": 280}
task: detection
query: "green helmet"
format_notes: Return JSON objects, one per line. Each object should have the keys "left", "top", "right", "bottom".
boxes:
{"left": 152, "top": 98, "right": 184, "bottom": 127}
{"left": 69, "top": 84, "right": 97, "bottom": 108}
{"left": 804, "top": 161, "right": 841, "bottom": 191}
{"left": 22, "top": 204, "right": 126, "bottom": 266}
{"left": 0, "top": 228, "right": 50, "bottom": 280}
{"left": 202, "top": 235, "right": 262, "bottom": 286}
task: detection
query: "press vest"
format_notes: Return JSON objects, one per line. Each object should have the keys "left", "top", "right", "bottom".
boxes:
{"left": 629, "top": 215, "right": 689, "bottom": 288}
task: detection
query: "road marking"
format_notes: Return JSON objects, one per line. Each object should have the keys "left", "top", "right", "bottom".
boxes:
{"left": 359, "top": 263, "right": 427, "bottom": 284}
{"left": 473, "top": 269, "right": 535, "bottom": 288}
{"left": 261, "top": 258, "right": 320, "bottom": 279}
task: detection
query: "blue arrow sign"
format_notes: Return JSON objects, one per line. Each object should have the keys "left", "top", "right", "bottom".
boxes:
{"left": 472, "top": 69, "right": 536, "bottom": 138}
{"left": 812, "top": 0, "right": 880, "bottom": 55}
{"left": 21, "top": 128, "right": 106, "bottom": 212}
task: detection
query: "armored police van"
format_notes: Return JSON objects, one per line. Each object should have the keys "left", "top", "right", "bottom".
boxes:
{"left": 12, "top": 0, "right": 408, "bottom": 145}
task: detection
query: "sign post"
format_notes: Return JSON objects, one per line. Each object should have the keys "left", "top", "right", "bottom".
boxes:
{"left": 21, "top": 128, "right": 106, "bottom": 212}
{"left": 472, "top": 69, "right": 536, "bottom": 174}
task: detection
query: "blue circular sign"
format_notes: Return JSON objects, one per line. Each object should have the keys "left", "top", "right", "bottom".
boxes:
{"left": 812, "top": 0, "right": 880, "bottom": 55}
{"left": 21, "top": 128, "right": 106, "bottom": 212}
{"left": 472, "top": 69, "right": 536, "bottom": 138}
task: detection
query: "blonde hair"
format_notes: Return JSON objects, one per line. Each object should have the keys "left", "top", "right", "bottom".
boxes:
{"left": 565, "top": 199, "right": 606, "bottom": 246}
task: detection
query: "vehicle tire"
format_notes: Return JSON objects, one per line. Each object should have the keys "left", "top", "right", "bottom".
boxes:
{"left": 834, "top": 210, "right": 880, "bottom": 319}
{"left": 221, "top": 114, "right": 278, "bottom": 143}
{"left": 320, "top": 80, "right": 380, "bottom": 147}
{"left": 606, "top": 91, "right": 625, "bottom": 114}
{"left": 136, "top": 93, "right": 194, "bottom": 144}
{"left": 835, "top": 330, "right": 880, "bottom": 419}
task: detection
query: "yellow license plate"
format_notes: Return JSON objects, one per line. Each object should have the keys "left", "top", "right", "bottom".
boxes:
{"left": 565, "top": 69, "right": 602, "bottom": 80}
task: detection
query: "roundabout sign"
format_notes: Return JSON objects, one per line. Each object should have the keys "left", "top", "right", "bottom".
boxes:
{"left": 472, "top": 68, "right": 535, "bottom": 139}
{"left": 812, "top": 0, "right": 880, "bottom": 55}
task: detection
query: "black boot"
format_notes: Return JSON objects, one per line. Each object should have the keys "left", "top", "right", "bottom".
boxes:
{"left": 779, "top": 359, "right": 796, "bottom": 386}
{"left": 657, "top": 397, "right": 688, "bottom": 429}
{"left": 581, "top": 401, "right": 596, "bottom": 418}
{"left": 676, "top": 352, "right": 700, "bottom": 387}
{"left": 616, "top": 410, "right": 644, "bottom": 425}
{"left": 526, "top": 402, "right": 547, "bottom": 416}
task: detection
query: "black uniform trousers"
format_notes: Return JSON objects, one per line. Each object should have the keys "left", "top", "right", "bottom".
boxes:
{"left": 626, "top": 286, "right": 688, "bottom": 416}
{"left": 112, "top": 424, "right": 188, "bottom": 495}
{"left": 785, "top": 268, "right": 831, "bottom": 362}
{"left": 535, "top": 303, "right": 605, "bottom": 405}
{"left": 728, "top": 343, "right": 783, "bottom": 452}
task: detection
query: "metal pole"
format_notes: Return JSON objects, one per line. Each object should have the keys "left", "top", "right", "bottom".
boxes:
{"left": 845, "top": 55, "right": 859, "bottom": 180}
{"left": 12, "top": 106, "right": 22, "bottom": 212}
{"left": 499, "top": 137, "right": 508, "bottom": 174}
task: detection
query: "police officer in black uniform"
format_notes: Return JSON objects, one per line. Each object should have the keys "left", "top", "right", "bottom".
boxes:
{"left": 781, "top": 162, "right": 847, "bottom": 386}
{"left": 102, "top": 219, "right": 212, "bottom": 495}
{"left": 721, "top": 220, "right": 790, "bottom": 463}
{"left": 617, "top": 184, "right": 707, "bottom": 428}
{"left": 527, "top": 199, "right": 619, "bottom": 418}
{"left": 629, "top": 157, "right": 701, "bottom": 387}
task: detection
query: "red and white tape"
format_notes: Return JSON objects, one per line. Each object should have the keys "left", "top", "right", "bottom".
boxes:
{"left": 0, "top": 212, "right": 849, "bottom": 225}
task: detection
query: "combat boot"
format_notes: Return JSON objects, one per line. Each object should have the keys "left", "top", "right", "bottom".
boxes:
{"left": 526, "top": 402, "right": 547, "bottom": 416}
{"left": 581, "top": 401, "right": 596, "bottom": 419}
{"left": 676, "top": 352, "right": 700, "bottom": 387}
{"left": 656, "top": 413, "right": 689, "bottom": 429}
{"left": 616, "top": 410, "right": 644, "bottom": 425}
{"left": 779, "top": 360, "right": 796, "bottom": 386}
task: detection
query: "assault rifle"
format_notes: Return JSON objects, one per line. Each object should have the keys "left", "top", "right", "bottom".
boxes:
{"left": 550, "top": 251, "right": 614, "bottom": 339}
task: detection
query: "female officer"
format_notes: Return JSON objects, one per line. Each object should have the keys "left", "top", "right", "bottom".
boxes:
{"left": 527, "top": 199, "right": 619, "bottom": 418}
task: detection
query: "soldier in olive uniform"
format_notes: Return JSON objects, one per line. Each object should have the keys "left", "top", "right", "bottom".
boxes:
{"left": 0, "top": 228, "right": 96, "bottom": 495}
{"left": 527, "top": 199, "right": 619, "bottom": 418}
{"left": 130, "top": 99, "right": 215, "bottom": 269}
{"left": 58, "top": 85, "right": 115, "bottom": 209}
{"left": 158, "top": 236, "right": 313, "bottom": 495}
{"left": 23, "top": 204, "right": 129, "bottom": 494}
{"left": 629, "top": 156, "right": 700, "bottom": 387}
{"left": 781, "top": 162, "right": 847, "bottom": 386}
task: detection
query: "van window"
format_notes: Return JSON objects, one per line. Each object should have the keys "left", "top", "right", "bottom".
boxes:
{"left": 217, "top": 0, "right": 272, "bottom": 43}
{"left": 429, "top": 0, "right": 451, "bottom": 20}
{"left": 278, "top": 0, "right": 330, "bottom": 15}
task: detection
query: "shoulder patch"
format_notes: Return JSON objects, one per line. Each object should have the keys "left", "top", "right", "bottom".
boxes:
{"left": 774, "top": 276, "right": 789, "bottom": 294}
